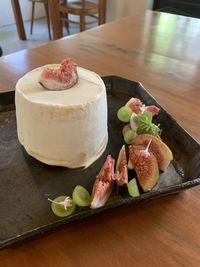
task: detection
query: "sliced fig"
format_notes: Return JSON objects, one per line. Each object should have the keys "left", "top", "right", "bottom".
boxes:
{"left": 145, "top": 105, "right": 160, "bottom": 116}
{"left": 39, "top": 57, "right": 78, "bottom": 90}
{"left": 115, "top": 145, "right": 128, "bottom": 186}
{"left": 125, "top": 98, "right": 143, "bottom": 114}
{"left": 131, "top": 134, "right": 173, "bottom": 171}
{"left": 129, "top": 144, "right": 146, "bottom": 169}
{"left": 129, "top": 144, "right": 159, "bottom": 191}
{"left": 90, "top": 155, "right": 115, "bottom": 209}
{"left": 125, "top": 98, "right": 160, "bottom": 116}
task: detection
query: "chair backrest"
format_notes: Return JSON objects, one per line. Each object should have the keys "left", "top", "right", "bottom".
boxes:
{"left": 49, "top": 0, "right": 106, "bottom": 39}
{"left": 59, "top": 0, "right": 106, "bottom": 19}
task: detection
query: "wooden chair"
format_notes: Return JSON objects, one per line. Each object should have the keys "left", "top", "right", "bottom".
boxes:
{"left": 29, "top": 0, "right": 51, "bottom": 40}
{"left": 49, "top": 0, "right": 106, "bottom": 39}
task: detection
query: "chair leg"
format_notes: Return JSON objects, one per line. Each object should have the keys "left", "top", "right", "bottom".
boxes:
{"left": 0, "top": 46, "right": 2, "bottom": 57}
{"left": 63, "top": 0, "right": 70, "bottom": 34}
{"left": 64, "top": 13, "right": 70, "bottom": 34}
{"left": 49, "top": 0, "right": 63, "bottom": 39}
{"left": 80, "top": 15, "right": 86, "bottom": 32}
{"left": 30, "top": 1, "right": 35, "bottom": 34}
{"left": 99, "top": 0, "right": 106, "bottom": 25}
{"left": 43, "top": 3, "right": 51, "bottom": 40}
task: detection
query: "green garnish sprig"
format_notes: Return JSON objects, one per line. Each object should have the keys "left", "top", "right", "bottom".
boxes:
{"left": 133, "top": 111, "right": 160, "bottom": 136}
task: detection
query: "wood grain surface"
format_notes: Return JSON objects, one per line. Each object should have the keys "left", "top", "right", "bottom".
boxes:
{"left": 0, "top": 11, "right": 200, "bottom": 267}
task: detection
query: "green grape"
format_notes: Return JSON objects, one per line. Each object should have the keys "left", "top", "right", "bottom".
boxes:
{"left": 148, "top": 123, "right": 160, "bottom": 136}
{"left": 50, "top": 195, "right": 75, "bottom": 217}
{"left": 117, "top": 106, "right": 133, "bottom": 123}
{"left": 133, "top": 111, "right": 152, "bottom": 126}
{"left": 124, "top": 129, "right": 135, "bottom": 144}
{"left": 127, "top": 178, "right": 140, "bottom": 197}
{"left": 72, "top": 185, "right": 91, "bottom": 207}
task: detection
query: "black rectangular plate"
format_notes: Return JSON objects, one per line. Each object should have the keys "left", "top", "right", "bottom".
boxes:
{"left": 0, "top": 76, "right": 200, "bottom": 249}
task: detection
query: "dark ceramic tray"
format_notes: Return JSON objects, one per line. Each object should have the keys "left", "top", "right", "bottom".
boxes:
{"left": 0, "top": 76, "right": 200, "bottom": 249}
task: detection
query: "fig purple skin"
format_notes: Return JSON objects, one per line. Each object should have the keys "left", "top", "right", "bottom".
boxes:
{"left": 115, "top": 145, "right": 128, "bottom": 186}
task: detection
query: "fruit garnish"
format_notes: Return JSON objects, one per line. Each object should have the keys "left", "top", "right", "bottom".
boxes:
{"left": 122, "top": 123, "right": 136, "bottom": 143}
{"left": 72, "top": 185, "right": 91, "bottom": 207}
{"left": 90, "top": 155, "right": 115, "bottom": 209}
{"left": 145, "top": 105, "right": 160, "bottom": 116}
{"left": 39, "top": 57, "right": 78, "bottom": 90}
{"left": 125, "top": 98, "right": 143, "bottom": 114}
{"left": 125, "top": 97, "right": 160, "bottom": 116}
{"left": 115, "top": 145, "right": 128, "bottom": 187}
{"left": 131, "top": 134, "right": 173, "bottom": 171}
{"left": 48, "top": 196, "right": 75, "bottom": 217}
{"left": 117, "top": 106, "right": 133, "bottom": 123}
{"left": 129, "top": 143, "right": 160, "bottom": 192}
{"left": 124, "top": 129, "right": 136, "bottom": 144}
{"left": 127, "top": 178, "right": 140, "bottom": 197}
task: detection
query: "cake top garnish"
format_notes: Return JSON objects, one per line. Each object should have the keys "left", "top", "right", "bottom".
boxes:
{"left": 39, "top": 57, "right": 78, "bottom": 90}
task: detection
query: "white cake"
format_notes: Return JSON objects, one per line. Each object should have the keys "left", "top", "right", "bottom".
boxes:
{"left": 15, "top": 65, "right": 108, "bottom": 168}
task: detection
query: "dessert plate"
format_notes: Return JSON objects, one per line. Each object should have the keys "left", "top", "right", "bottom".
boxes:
{"left": 0, "top": 76, "right": 200, "bottom": 249}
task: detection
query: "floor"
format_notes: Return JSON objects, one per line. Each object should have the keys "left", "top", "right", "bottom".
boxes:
{"left": 0, "top": 18, "right": 82, "bottom": 56}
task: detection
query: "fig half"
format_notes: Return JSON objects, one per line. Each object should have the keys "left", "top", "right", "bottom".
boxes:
{"left": 129, "top": 145, "right": 160, "bottom": 192}
{"left": 90, "top": 155, "right": 115, "bottom": 209}
{"left": 39, "top": 57, "right": 78, "bottom": 90}
{"left": 131, "top": 134, "right": 173, "bottom": 171}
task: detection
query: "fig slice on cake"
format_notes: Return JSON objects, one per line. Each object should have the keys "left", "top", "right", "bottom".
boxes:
{"left": 115, "top": 145, "right": 128, "bottom": 186}
{"left": 90, "top": 155, "right": 115, "bottom": 209}
{"left": 129, "top": 143, "right": 160, "bottom": 192}
{"left": 131, "top": 134, "right": 173, "bottom": 171}
{"left": 39, "top": 57, "right": 78, "bottom": 90}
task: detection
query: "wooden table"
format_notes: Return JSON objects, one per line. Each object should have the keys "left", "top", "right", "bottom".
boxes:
{"left": 0, "top": 11, "right": 200, "bottom": 267}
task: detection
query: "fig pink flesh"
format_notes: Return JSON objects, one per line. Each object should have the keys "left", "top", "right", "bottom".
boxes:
{"left": 90, "top": 155, "right": 115, "bottom": 209}
{"left": 145, "top": 105, "right": 160, "bottom": 116}
{"left": 39, "top": 57, "right": 78, "bottom": 90}
{"left": 125, "top": 97, "right": 160, "bottom": 116}
{"left": 129, "top": 144, "right": 159, "bottom": 192}
{"left": 131, "top": 134, "right": 173, "bottom": 171}
{"left": 126, "top": 98, "right": 143, "bottom": 114}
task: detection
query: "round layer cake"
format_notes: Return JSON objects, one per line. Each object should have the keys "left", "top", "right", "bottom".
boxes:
{"left": 15, "top": 63, "right": 108, "bottom": 168}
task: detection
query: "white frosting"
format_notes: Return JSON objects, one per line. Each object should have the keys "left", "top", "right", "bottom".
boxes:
{"left": 15, "top": 65, "right": 108, "bottom": 168}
